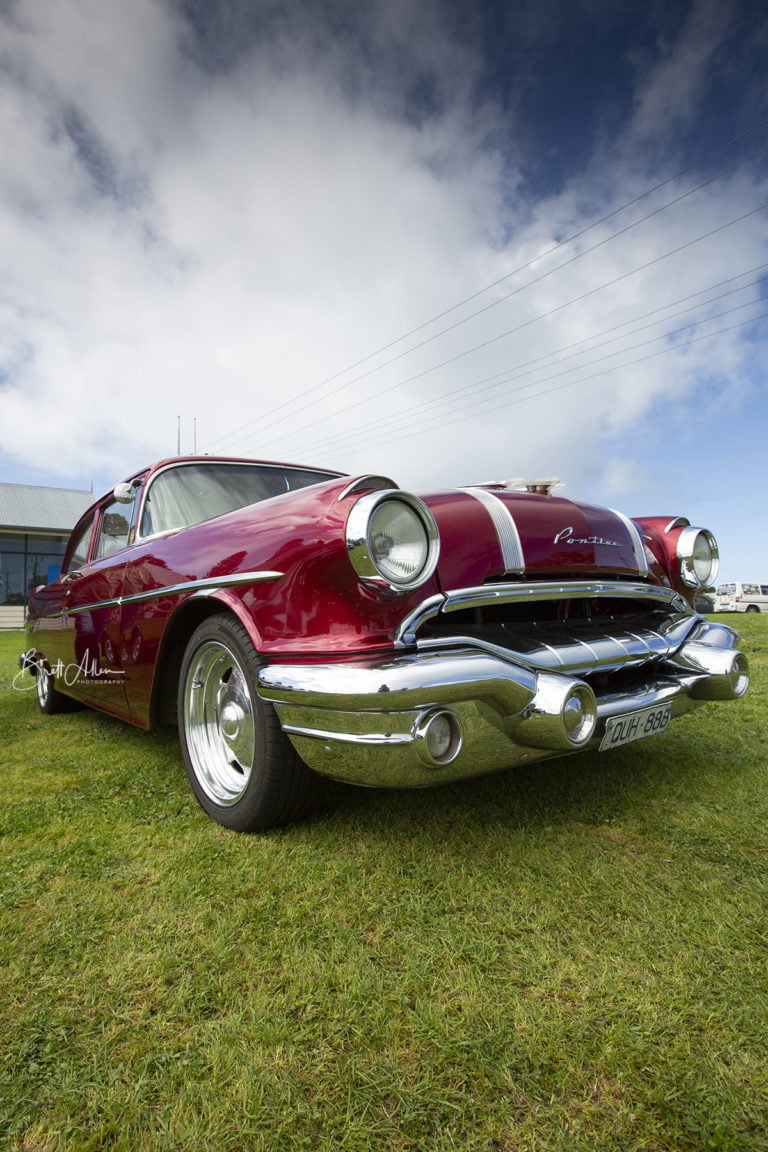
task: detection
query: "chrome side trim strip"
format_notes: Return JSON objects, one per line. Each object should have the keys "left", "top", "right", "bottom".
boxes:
{"left": 610, "top": 509, "right": 649, "bottom": 576}
{"left": 65, "top": 598, "right": 122, "bottom": 615}
{"left": 280, "top": 723, "right": 412, "bottom": 746}
{"left": 463, "top": 487, "right": 525, "bottom": 574}
{"left": 51, "top": 570, "right": 284, "bottom": 618}
{"left": 181, "top": 570, "right": 284, "bottom": 599}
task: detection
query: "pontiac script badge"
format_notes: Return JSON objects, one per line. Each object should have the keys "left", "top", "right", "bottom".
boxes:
{"left": 554, "top": 527, "right": 622, "bottom": 548}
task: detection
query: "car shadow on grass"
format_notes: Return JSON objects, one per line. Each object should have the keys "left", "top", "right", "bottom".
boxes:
{"left": 320, "top": 720, "right": 736, "bottom": 842}
{"left": 37, "top": 698, "right": 742, "bottom": 844}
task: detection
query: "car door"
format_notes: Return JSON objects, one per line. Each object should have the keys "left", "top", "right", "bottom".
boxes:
{"left": 55, "top": 495, "right": 135, "bottom": 718}
{"left": 27, "top": 511, "right": 97, "bottom": 688}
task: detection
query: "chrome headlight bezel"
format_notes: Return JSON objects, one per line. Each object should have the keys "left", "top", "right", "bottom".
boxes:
{"left": 677, "top": 526, "right": 719, "bottom": 589}
{"left": 346, "top": 490, "right": 440, "bottom": 592}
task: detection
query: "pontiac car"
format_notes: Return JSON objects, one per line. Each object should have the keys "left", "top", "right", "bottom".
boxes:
{"left": 20, "top": 456, "right": 749, "bottom": 831}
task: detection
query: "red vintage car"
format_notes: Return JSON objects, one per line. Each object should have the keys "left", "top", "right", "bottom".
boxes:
{"left": 20, "top": 456, "right": 749, "bottom": 831}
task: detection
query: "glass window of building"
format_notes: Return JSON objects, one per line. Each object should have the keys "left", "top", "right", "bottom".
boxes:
{"left": 0, "top": 533, "right": 69, "bottom": 604}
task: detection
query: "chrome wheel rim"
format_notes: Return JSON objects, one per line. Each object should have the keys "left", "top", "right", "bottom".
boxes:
{"left": 36, "top": 669, "right": 50, "bottom": 709}
{"left": 183, "top": 641, "right": 256, "bottom": 806}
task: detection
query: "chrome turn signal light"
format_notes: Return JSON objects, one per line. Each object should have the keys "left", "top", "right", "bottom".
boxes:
{"left": 413, "top": 709, "right": 463, "bottom": 766}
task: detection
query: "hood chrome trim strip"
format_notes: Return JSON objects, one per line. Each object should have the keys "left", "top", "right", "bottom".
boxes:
{"left": 463, "top": 487, "right": 525, "bottom": 574}
{"left": 609, "top": 509, "right": 649, "bottom": 576}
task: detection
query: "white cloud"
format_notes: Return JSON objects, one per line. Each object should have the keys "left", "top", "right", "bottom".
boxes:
{"left": 0, "top": 0, "right": 765, "bottom": 590}
{"left": 628, "top": 0, "right": 734, "bottom": 141}
{"left": 0, "top": 0, "right": 513, "bottom": 479}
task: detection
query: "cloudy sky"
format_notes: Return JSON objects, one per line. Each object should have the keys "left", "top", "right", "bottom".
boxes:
{"left": 1, "top": 0, "right": 766, "bottom": 581}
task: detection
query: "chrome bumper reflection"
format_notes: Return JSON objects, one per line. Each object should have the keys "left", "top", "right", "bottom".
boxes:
{"left": 257, "top": 621, "right": 748, "bottom": 788}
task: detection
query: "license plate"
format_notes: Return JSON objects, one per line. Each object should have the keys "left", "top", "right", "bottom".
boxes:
{"left": 599, "top": 703, "right": 672, "bottom": 751}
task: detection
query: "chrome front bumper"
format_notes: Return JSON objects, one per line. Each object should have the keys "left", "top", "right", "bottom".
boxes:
{"left": 257, "top": 621, "right": 749, "bottom": 788}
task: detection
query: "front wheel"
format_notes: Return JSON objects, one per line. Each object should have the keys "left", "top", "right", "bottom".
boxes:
{"left": 178, "top": 613, "right": 324, "bottom": 831}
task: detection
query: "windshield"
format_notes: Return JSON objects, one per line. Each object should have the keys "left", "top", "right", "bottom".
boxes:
{"left": 140, "top": 462, "right": 339, "bottom": 537}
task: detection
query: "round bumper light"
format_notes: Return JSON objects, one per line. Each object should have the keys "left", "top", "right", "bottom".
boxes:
{"left": 515, "top": 674, "right": 598, "bottom": 751}
{"left": 688, "top": 649, "right": 751, "bottom": 701}
{"left": 675, "top": 637, "right": 750, "bottom": 700}
{"left": 562, "top": 685, "right": 598, "bottom": 745}
{"left": 730, "top": 654, "right": 750, "bottom": 699}
{"left": 413, "top": 709, "right": 463, "bottom": 766}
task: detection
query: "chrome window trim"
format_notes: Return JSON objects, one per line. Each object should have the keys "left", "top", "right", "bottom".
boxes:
{"left": 609, "top": 509, "right": 649, "bottom": 576}
{"left": 129, "top": 526, "right": 184, "bottom": 545}
{"left": 63, "top": 511, "right": 99, "bottom": 574}
{"left": 462, "top": 487, "right": 525, "bottom": 574}
{"left": 135, "top": 460, "right": 341, "bottom": 542}
{"left": 395, "top": 580, "right": 692, "bottom": 647}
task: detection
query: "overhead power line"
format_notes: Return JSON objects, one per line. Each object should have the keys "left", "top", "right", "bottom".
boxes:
{"left": 292, "top": 296, "right": 768, "bottom": 461}
{"left": 246, "top": 201, "right": 768, "bottom": 455}
{"left": 203, "top": 116, "right": 768, "bottom": 455}
{"left": 213, "top": 149, "right": 768, "bottom": 456}
{"left": 277, "top": 267, "right": 768, "bottom": 458}
{"left": 307, "top": 309, "right": 768, "bottom": 462}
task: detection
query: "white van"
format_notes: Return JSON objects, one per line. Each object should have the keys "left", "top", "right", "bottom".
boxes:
{"left": 715, "top": 582, "right": 768, "bottom": 613}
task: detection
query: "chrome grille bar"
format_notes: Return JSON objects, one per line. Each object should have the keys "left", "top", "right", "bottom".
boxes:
{"left": 395, "top": 581, "right": 691, "bottom": 647}
{"left": 415, "top": 618, "right": 701, "bottom": 676}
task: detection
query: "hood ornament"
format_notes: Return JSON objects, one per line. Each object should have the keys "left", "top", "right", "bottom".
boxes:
{"left": 476, "top": 477, "right": 565, "bottom": 495}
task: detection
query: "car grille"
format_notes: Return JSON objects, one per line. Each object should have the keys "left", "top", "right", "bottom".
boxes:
{"left": 400, "top": 581, "right": 697, "bottom": 679}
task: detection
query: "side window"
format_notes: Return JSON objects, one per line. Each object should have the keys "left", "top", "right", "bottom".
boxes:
{"left": 64, "top": 519, "right": 95, "bottom": 573}
{"left": 94, "top": 500, "right": 132, "bottom": 560}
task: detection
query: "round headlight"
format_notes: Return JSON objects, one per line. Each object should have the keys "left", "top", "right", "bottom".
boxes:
{"left": 369, "top": 500, "right": 429, "bottom": 583}
{"left": 346, "top": 491, "right": 440, "bottom": 591}
{"left": 677, "top": 527, "right": 719, "bottom": 589}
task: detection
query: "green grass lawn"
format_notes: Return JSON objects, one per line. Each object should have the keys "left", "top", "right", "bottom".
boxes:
{"left": 1, "top": 618, "right": 766, "bottom": 1151}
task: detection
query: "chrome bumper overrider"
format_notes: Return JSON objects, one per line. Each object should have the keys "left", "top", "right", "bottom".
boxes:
{"left": 257, "top": 619, "right": 748, "bottom": 788}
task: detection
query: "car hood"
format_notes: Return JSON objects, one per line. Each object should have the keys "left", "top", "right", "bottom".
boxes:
{"left": 419, "top": 487, "right": 647, "bottom": 589}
